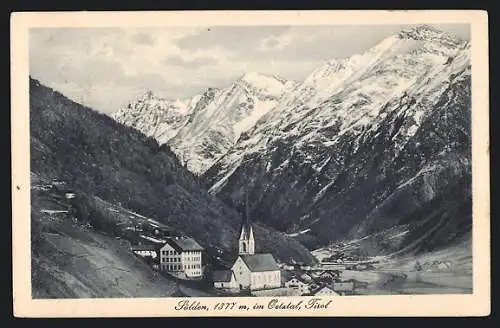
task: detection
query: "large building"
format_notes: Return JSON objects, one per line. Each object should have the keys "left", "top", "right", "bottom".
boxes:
{"left": 214, "top": 206, "right": 281, "bottom": 291}
{"left": 159, "top": 237, "right": 203, "bottom": 278}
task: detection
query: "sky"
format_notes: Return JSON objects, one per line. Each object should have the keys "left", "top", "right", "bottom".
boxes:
{"left": 29, "top": 24, "right": 470, "bottom": 114}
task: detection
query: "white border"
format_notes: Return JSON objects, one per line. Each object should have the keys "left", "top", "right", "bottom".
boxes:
{"left": 11, "top": 10, "right": 490, "bottom": 317}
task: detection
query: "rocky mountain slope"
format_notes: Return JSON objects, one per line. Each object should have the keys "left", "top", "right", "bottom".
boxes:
{"left": 30, "top": 77, "right": 315, "bottom": 297}
{"left": 110, "top": 25, "right": 472, "bottom": 256}
{"left": 113, "top": 73, "right": 298, "bottom": 174}
{"left": 201, "top": 25, "right": 472, "bottom": 253}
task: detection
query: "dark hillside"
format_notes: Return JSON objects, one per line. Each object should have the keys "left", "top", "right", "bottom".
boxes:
{"left": 29, "top": 77, "right": 315, "bottom": 268}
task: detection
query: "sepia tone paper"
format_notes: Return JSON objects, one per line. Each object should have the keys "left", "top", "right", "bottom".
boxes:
{"left": 12, "top": 10, "right": 490, "bottom": 317}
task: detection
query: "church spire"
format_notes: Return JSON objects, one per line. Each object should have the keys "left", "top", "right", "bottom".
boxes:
{"left": 239, "top": 187, "right": 255, "bottom": 255}
{"left": 245, "top": 189, "right": 250, "bottom": 228}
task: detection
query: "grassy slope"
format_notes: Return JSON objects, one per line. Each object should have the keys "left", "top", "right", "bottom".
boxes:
{"left": 31, "top": 173, "right": 178, "bottom": 298}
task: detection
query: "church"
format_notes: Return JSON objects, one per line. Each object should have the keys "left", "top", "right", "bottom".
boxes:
{"left": 213, "top": 204, "right": 282, "bottom": 291}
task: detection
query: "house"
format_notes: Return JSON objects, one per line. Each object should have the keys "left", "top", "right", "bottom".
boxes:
{"left": 130, "top": 245, "right": 159, "bottom": 259}
{"left": 159, "top": 237, "right": 204, "bottom": 278}
{"left": 311, "top": 285, "right": 340, "bottom": 296}
{"left": 284, "top": 276, "right": 311, "bottom": 295}
{"left": 230, "top": 207, "right": 281, "bottom": 291}
{"left": 333, "top": 282, "right": 355, "bottom": 295}
{"left": 65, "top": 193, "right": 76, "bottom": 199}
{"left": 299, "top": 273, "right": 314, "bottom": 283}
{"left": 212, "top": 270, "right": 239, "bottom": 291}
{"left": 317, "top": 270, "right": 340, "bottom": 282}
{"left": 437, "top": 261, "right": 453, "bottom": 271}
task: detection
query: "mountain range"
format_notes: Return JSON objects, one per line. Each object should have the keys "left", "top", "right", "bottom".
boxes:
{"left": 113, "top": 25, "right": 472, "bottom": 254}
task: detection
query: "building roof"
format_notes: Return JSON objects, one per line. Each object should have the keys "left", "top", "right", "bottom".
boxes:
{"left": 212, "top": 270, "right": 234, "bottom": 282}
{"left": 166, "top": 237, "right": 204, "bottom": 252}
{"left": 240, "top": 254, "right": 280, "bottom": 272}
{"left": 311, "top": 285, "right": 337, "bottom": 295}
{"left": 286, "top": 275, "right": 309, "bottom": 285}
{"left": 319, "top": 271, "right": 340, "bottom": 278}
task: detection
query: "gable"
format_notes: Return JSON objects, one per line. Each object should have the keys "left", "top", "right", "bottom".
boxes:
{"left": 232, "top": 256, "right": 250, "bottom": 273}
{"left": 160, "top": 243, "right": 175, "bottom": 252}
{"left": 317, "top": 286, "right": 338, "bottom": 295}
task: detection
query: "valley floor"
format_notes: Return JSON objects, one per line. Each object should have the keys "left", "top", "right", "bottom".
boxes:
{"left": 311, "top": 235, "right": 473, "bottom": 295}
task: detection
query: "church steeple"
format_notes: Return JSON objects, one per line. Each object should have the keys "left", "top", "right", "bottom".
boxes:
{"left": 239, "top": 190, "right": 255, "bottom": 255}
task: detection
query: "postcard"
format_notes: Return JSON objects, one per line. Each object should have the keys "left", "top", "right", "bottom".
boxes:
{"left": 11, "top": 10, "right": 490, "bottom": 317}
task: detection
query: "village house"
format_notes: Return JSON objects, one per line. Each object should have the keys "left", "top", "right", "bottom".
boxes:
{"left": 159, "top": 237, "right": 204, "bottom": 278}
{"left": 130, "top": 245, "right": 159, "bottom": 259}
{"left": 212, "top": 270, "right": 239, "bottom": 292}
{"left": 311, "top": 285, "right": 340, "bottom": 296}
{"left": 299, "top": 272, "right": 315, "bottom": 283}
{"left": 284, "top": 276, "right": 311, "bottom": 295}
{"left": 317, "top": 270, "right": 340, "bottom": 283}
{"left": 214, "top": 204, "right": 281, "bottom": 292}
{"left": 64, "top": 193, "right": 76, "bottom": 199}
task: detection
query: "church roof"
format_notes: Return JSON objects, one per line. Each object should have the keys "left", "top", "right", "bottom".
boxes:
{"left": 165, "top": 237, "right": 204, "bottom": 252}
{"left": 240, "top": 254, "right": 280, "bottom": 272}
{"left": 212, "top": 270, "right": 234, "bottom": 282}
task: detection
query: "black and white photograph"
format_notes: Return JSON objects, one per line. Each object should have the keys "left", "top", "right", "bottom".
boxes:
{"left": 11, "top": 10, "right": 490, "bottom": 317}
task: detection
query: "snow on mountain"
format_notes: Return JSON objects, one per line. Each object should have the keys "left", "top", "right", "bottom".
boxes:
{"left": 112, "top": 91, "right": 200, "bottom": 145}
{"left": 112, "top": 25, "right": 471, "bottom": 255}
{"left": 203, "top": 25, "right": 471, "bottom": 254}
{"left": 206, "top": 24, "right": 469, "bottom": 192}
{"left": 114, "top": 72, "right": 298, "bottom": 175}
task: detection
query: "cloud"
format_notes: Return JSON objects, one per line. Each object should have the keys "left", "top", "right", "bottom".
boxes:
{"left": 131, "top": 33, "right": 156, "bottom": 46}
{"left": 29, "top": 24, "right": 471, "bottom": 114}
{"left": 174, "top": 26, "right": 290, "bottom": 53}
{"left": 163, "top": 55, "right": 218, "bottom": 69}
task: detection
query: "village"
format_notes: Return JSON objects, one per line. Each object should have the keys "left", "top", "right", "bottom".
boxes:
{"left": 123, "top": 203, "right": 374, "bottom": 297}
{"left": 35, "top": 177, "right": 468, "bottom": 298}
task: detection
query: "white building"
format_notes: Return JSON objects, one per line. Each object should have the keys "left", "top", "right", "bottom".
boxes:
{"left": 234, "top": 215, "right": 281, "bottom": 290}
{"left": 212, "top": 270, "right": 239, "bottom": 291}
{"left": 284, "top": 276, "right": 311, "bottom": 295}
{"left": 312, "top": 285, "right": 340, "bottom": 296}
{"left": 159, "top": 237, "right": 203, "bottom": 278}
{"left": 131, "top": 245, "right": 158, "bottom": 259}
{"left": 231, "top": 253, "right": 281, "bottom": 290}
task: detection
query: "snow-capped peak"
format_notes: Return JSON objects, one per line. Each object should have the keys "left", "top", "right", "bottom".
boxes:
{"left": 237, "top": 71, "right": 293, "bottom": 97}
{"left": 397, "top": 24, "right": 466, "bottom": 47}
{"left": 139, "top": 90, "right": 156, "bottom": 100}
